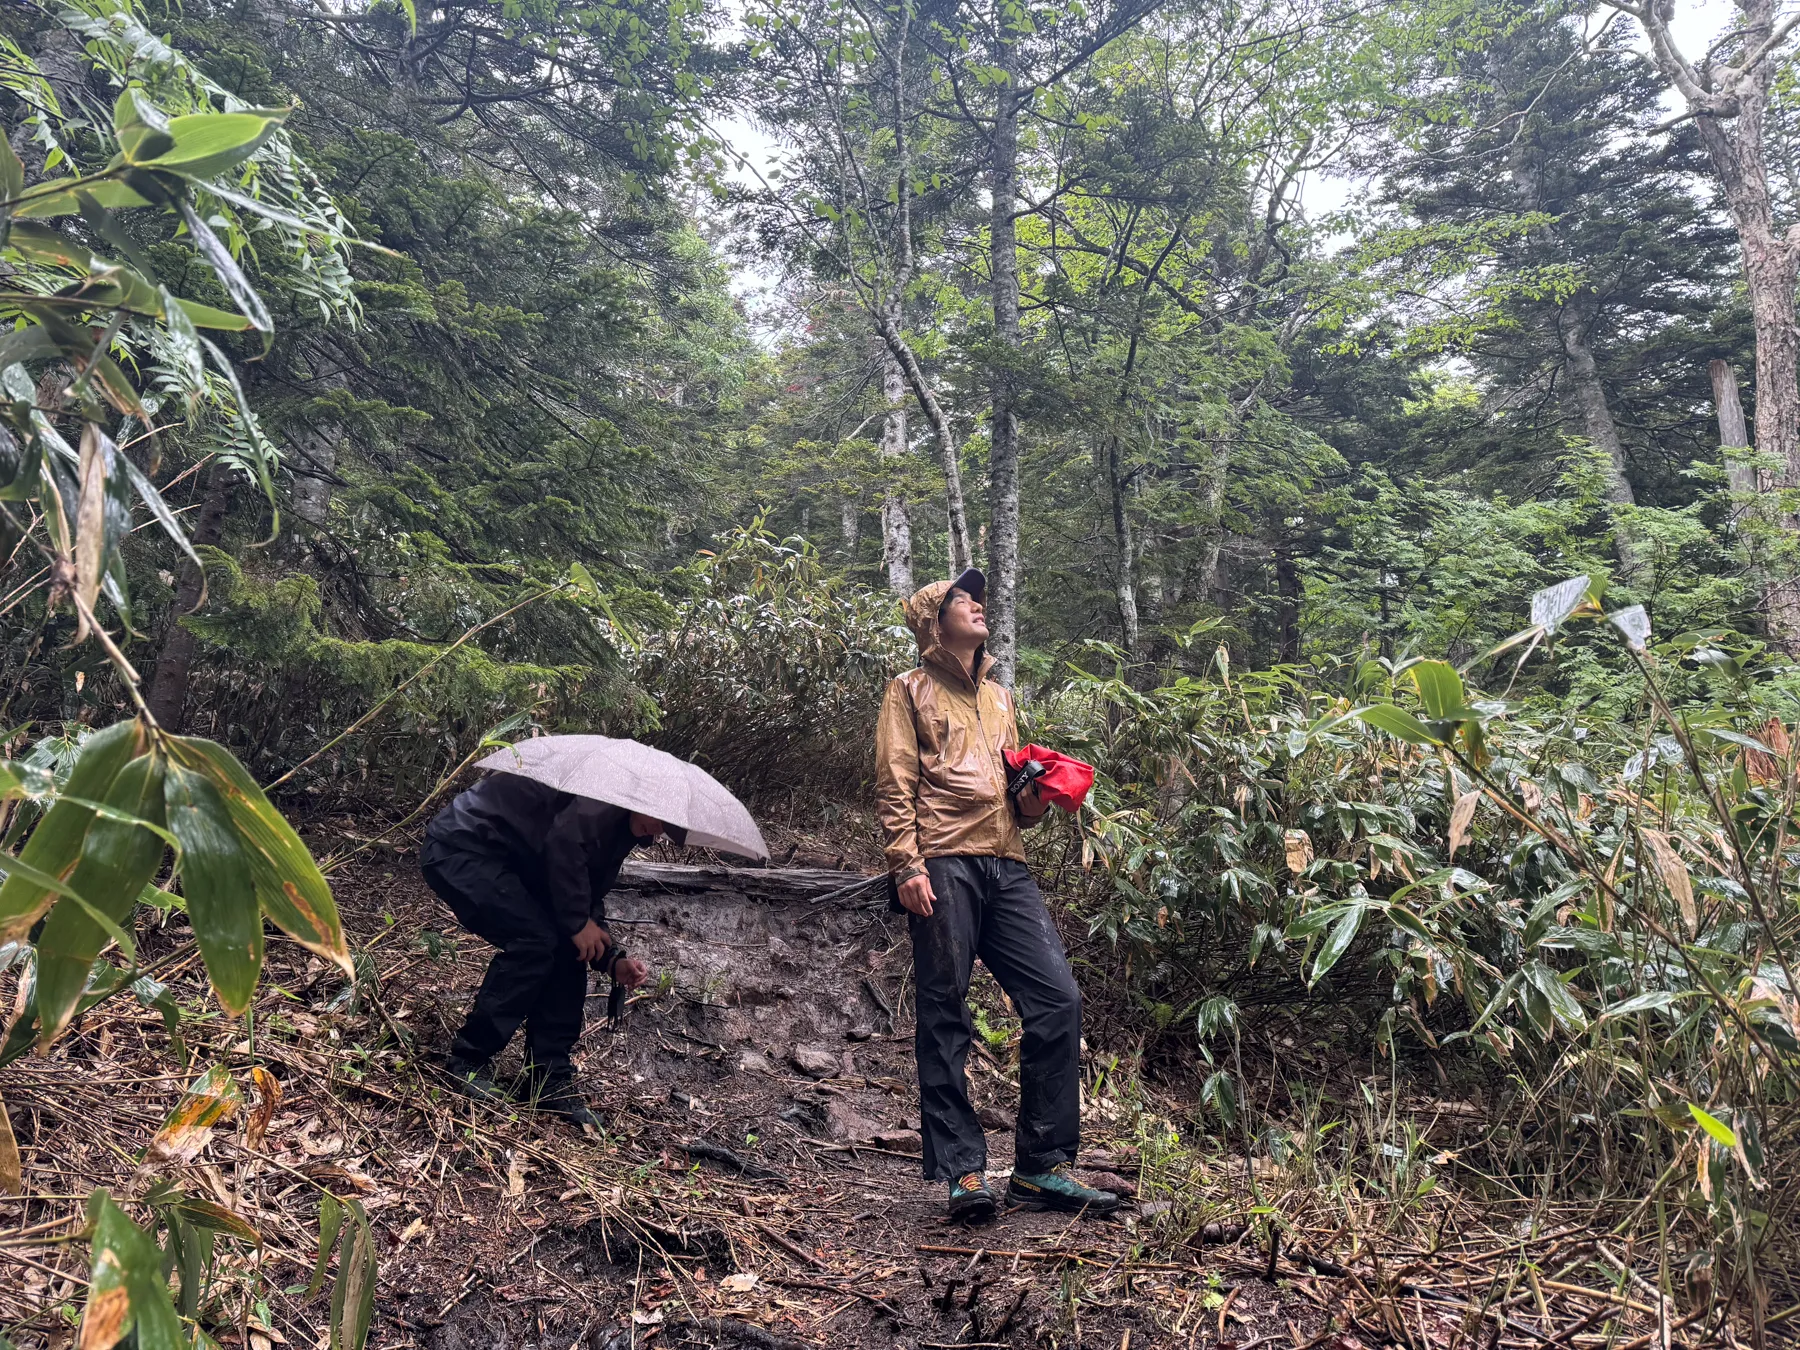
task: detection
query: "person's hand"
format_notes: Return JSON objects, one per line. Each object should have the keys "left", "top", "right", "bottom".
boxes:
{"left": 613, "top": 956, "right": 649, "bottom": 988}
{"left": 1016, "top": 780, "right": 1050, "bottom": 820}
{"left": 571, "top": 919, "right": 609, "bottom": 963}
{"left": 897, "top": 872, "right": 936, "bottom": 917}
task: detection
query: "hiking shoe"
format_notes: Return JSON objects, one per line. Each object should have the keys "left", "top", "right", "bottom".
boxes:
{"left": 948, "top": 1172, "right": 997, "bottom": 1221}
{"left": 442, "top": 1058, "right": 510, "bottom": 1106}
{"left": 524, "top": 1075, "right": 603, "bottom": 1132}
{"left": 1008, "top": 1164, "right": 1122, "bottom": 1215}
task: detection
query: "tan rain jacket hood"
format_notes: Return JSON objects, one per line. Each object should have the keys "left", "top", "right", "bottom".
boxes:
{"left": 875, "top": 577, "right": 1028, "bottom": 879}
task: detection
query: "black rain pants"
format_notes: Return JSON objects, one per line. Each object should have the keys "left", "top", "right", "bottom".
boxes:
{"left": 909, "top": 856, "right": 1082, "bottom": 1181}
{"left": 419, "top": 836, "right": 588, "bottom": 1078}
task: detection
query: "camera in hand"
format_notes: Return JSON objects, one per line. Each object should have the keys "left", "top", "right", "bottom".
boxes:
{"left": 1006, "top": 757, "right": 1046, "bottom": 801}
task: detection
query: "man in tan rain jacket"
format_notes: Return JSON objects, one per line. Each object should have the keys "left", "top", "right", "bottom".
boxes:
{"left": 876, "top": 567, "right": 1120, "bottom": 1221}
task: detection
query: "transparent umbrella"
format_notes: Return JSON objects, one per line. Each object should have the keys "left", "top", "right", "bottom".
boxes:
{"left": 474, "top": 735, "right": 768, "bottom": 860}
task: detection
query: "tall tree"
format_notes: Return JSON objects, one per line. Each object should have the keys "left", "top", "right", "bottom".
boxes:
{"left": 1374, "top": 12, "right": 1736, "bottom": 579}
{"left": 1605, "top": 0, "right": 1800, "bottom": 641}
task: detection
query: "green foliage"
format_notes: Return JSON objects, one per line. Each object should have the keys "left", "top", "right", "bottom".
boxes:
{"left": 1039, "top": 574, "right": 1797, "bottom": 1290}
{"left": 638, "top": 524, "right": 913, "bottom": 798}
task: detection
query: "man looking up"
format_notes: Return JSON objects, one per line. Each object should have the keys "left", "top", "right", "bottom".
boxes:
{"left": 420, "top": 772, "right": 665, "bottom": 1130}
{"left": 875, "top": 569, "right": 1120, "bottom": 1220}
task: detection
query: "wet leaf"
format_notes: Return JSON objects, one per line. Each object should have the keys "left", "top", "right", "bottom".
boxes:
{"left": 0, "top": 1089, "right": 19, "bottom": 1194}
{"left": 34, "top": 752, "right": 169, "bottom": 1045}
{"left": 80, "top": 1192, "right": 184, "bottom": 1350}
{"left": 148, "top": 1062, "right": 241, "bottom": 1164}
{"left": 1309, "top": 904, "right": 1364, "bottom": 987}
{"left": 1608, "top": 603, "right": 1651, "bottom": 651}
{"left": 307, "top": 1193, "right": 343, "bottom": 1299}
{"left": 1530, "top": 575, "right": 1590, "bottom": 632}
{"left": 165, "top": 760, "right": 262, "bottom": 1015}
{"left": 177, "top": 201, "right": 271, "bottom": 332}
{"left": 168, "top": 736, "right": 349, "bottom": 973}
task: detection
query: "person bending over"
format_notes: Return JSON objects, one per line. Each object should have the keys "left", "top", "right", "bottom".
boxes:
{"left": 875, "top": 569, "right": 1119, "bottom": 1220}
{"left": 420, "top": 771, "right": 666, "bottom": 1129}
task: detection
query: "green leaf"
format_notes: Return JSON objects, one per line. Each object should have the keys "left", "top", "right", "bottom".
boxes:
{"left": 168, "top": 737, "right": 350, "bottom": 974}
{"left": 11, "top": 178, "right": 151, "bottom": 220}
{"left": 0, "top": 133, "right": 23, "bottom": 203}
{"left": 307, "top": 1193, "right": 343, "bottom": 1299}
{"left": 143, "top": 109, "right": 289, "bottom": 179}
{"left": 1406, "top": 660, "right": 1466, "bottom": 722}
{"left": 1356, "top": 704, "right": 1443, "bottom": 746}
{"left": 82, "top": 1191, "right": 186, "bottom": 1350}
{"left": 4, "top": 220, "right": 87, "bottom": 268}
{"left": 329, "top": 1199, "right": 378, "bottom": 1350}
{"left": 0, "top": 721, "right": 143, "bottom": 944}
{"left": 0, "top": 760, "right": 56, "bottom": 801}
{"left": 166, "top": 761, "right": 263, "bottom": 1016}
{"left": 1309, "top": 904, "right": 1364, "bottom": 987}
{"left": 34, "top": 752, "right": 168, "bottom": 1044}
{"left": 173, "top": 296, "right": 254, "bottom": 331}
{"left": 1688, "top": 1103, "right": 1738, "bottom": 1149}
{"left": 1599, "top": 990, "right": 1683, "bottom": 1021}
{"left": 1520, "top": 960, "right": 1587, "bottom": 1034}
{"left": 175, "top": 1196, "right": 261, "bottom": 1245}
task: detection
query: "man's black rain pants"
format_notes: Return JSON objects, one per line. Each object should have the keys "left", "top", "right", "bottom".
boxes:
{"left": 909, "top": 856, "right": 1082, "bottom": 1181}
{"left": 419, "top": 837, "right": 587, "bottom": 1078}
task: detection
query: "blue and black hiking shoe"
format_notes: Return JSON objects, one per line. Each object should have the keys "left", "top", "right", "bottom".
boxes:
{"left": 948, "top": 1171, "right": 998, "bottom": 1221}
{"left": 1008, "top": 1164, "right": 1122, "bottom": 1215}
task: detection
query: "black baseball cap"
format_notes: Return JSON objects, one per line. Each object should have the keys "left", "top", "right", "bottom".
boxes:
{"left": 945, "top": 567, "right": 986, "bottom": 604}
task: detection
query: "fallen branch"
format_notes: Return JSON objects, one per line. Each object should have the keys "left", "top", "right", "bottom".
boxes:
{"left": 683, "top": 1139, "right": 789, "bottom": 1184}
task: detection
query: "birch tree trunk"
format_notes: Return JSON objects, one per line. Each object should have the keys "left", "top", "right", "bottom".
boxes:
{"left": 879, "top": 332, "right": 914, "bottom": 595}
{"left": 1104, "top": 437, "right": 1139, "bottom": 654}
{"left": 986, "top": 25, "right": 1022, "bottom": 684}
{"left": 1621, "top": 0, "right": 1800, "bottom": 645}
{"left": 876, "top": 318, "right": 971, "bottom": 573}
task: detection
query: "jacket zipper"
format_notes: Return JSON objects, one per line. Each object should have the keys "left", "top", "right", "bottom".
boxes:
{"left": 971, "top": 690, "right": 1005, "bottom": 800}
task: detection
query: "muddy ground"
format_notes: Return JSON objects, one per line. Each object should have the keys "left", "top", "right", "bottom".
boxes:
{"left": 375, "top": 854, "right": 1323, "bottom": 1350}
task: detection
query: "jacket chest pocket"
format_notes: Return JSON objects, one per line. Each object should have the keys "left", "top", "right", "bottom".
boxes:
{"left": 931, "top": 710, "right": 1000, "bottom": 801}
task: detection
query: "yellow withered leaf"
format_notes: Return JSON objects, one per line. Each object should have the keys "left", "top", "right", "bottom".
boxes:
{"left": 148, "top": 1062, "right": 241, "bottom": 1164}
{"left": 1641, "top": 830, "right": 1696, "bottom": 930}
{"left": 1447, "top": 790, "right": 1479, "bottom": 859}
{"left": 1283, "top": 829, "right": 1312, "bottom": 874}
